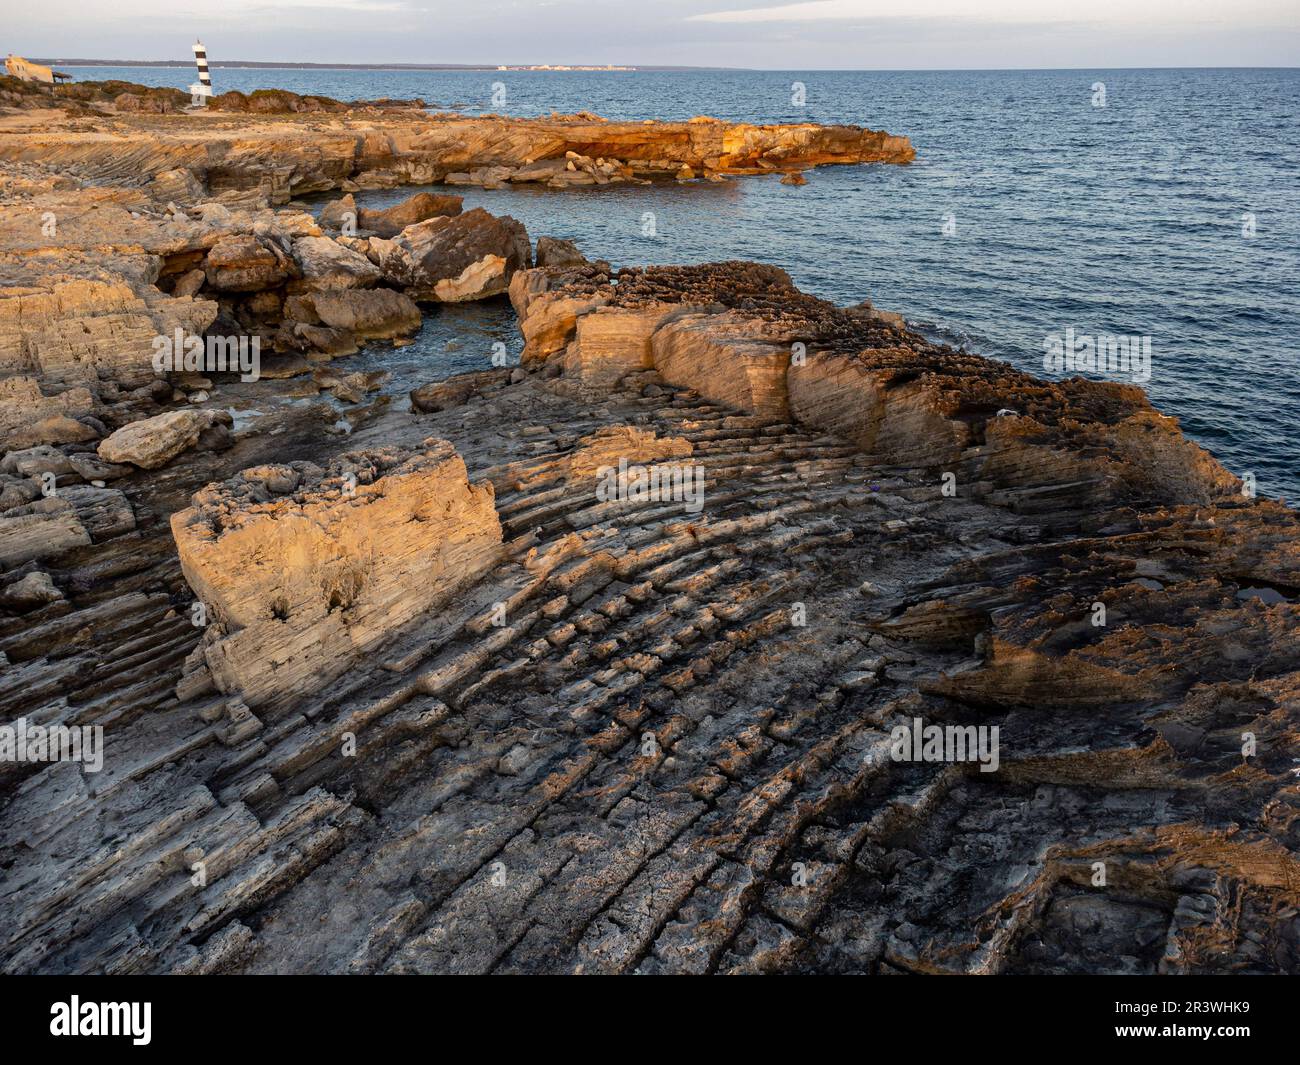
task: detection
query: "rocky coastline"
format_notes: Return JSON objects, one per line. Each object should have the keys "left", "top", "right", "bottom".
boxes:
{"left": 1, "top": 93, "right": 1297, "bottom": 976}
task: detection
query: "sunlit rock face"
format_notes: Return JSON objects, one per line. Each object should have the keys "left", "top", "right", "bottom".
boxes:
{"left": 513, "top": 260, "right": 1242, "bottom": 509}
{"left": 0, "top": 105, "right": 915, "bottom": 203}
{"left": 4, "top": 93, "right": 1298, "bottom": 977}
{"left": 171, "top": 439, "right": 502, "bottom": 708}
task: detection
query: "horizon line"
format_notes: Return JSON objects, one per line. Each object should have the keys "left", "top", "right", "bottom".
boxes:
{"left": 27, "top": 59, "right": 1300, "bottom": 73}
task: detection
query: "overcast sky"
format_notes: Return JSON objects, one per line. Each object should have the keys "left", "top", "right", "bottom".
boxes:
{"left": 7, "top": 0, "right": 1299, "bottom": 68}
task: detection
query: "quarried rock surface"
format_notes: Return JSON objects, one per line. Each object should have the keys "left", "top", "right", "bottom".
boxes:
{"left": 1, "top": 92, "right": 1295, "bottom": 978}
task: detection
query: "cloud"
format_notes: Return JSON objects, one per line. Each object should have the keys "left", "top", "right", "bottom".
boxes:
{"left": 688, "top": 0, "right": 1297, "bottom": 24}
{"left": 230, "top": 0, "right": 413, "bottom": 9}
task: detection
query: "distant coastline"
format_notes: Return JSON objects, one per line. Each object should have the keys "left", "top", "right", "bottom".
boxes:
{"left": 29, "top": 59, "right": 733, "bottom": 71}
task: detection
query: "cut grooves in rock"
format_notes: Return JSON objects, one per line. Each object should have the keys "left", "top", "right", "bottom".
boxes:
{"left": 0, "top": 118, "right": 1295, "bottom": 973}
{"left": 4, "top": 329, "right": 1298, "bottom": 973}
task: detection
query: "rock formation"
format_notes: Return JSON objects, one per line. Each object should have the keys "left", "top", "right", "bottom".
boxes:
{"left": 1, "top": 95, "right": 1296, "bottom": 978}
{"left": 0, "top": 105, "right": 915, "bottom": 206}
{"left": 171, "top": 440, "right": 501, "bottom": 708}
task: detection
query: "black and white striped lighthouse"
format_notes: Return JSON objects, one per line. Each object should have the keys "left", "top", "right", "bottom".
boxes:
{"left": 189, "top": 40, "right": 212, "bottom": 104}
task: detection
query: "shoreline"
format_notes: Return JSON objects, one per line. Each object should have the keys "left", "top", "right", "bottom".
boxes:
{"left": 1, "top": 86, "right": 1297, "bottom": 976}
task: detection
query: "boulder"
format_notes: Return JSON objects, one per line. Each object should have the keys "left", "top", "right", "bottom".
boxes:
{"left": 383, "top": 208, "right": 531, "bottom": 302}
{"left": 170, "top": 439, "right": 503, "bottom": 707}
{"left": 291, "top": 236, "right": 382, "bottom": 291}
{"left": 67, "top": 452, "right": 132, "bottom": 482}
{"left": 173, "top": 268, "right": 207, "bottom": 298}
{"left": 310, "top": 289, "right": 422, "bottom": 340}
{"left": 0, "top": 570, "right": 63, "bottom": 610}
{"left": 6, "top": 414, "right": 99, "bottom": 450}
{"left": 0, "top": 445, "right": 76, "bottom": 479}
{"left": 410, "top": 368, "right": 512, "bottom": 412}
{"left": 318, "top": 193, "right": 357, "bottom": 231}
{"left": 536, "top": 236, "right": 586, "bottom": 268}
{"left": 205, "top": 233, "right": 299, "bottom": 292}
{"left": 294, "top": 323, "right": 360, "bottom": 358}
{"left": 97, "top": 409, "right": 235, "bottom": 470}
{"left": 358, "top": 191, "right": 462, "bottom": 238}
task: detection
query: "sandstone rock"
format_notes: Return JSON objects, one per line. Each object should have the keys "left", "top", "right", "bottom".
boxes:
{"left": 0, "top": 377, "right": 97, "bottom": 451}
{"left": 172, "top": 268, "right": 207, "bottom": 298}
{"left": 318, "top": 193, "right": 357, "bottom": 231}
{"left": 651, "top": 311, "right": 792, "bottom": 419}
{"left": 384, "top": 208, "right": 531, "bottom": 302}
{"left": 410, "top": 368, "right": 512, "bottom": 412}
{"left": 0, "top": 483, "right": 131, "bottom": 564}
{"left": 290, "top": 236, "right": 382, "bottom": 291}
{"left": 6, "top": 414, "right": 98, "bottom": 450}
{"left": 0, "top": 569, "right": 62, "bottom": 610}
{"left": 0, "top": 445, "right": 76, "bottom": 479}
{"left": 205, "top": 233, "right": 299, "bottom": 292}
{"left": 0, "top": 475, "right": 40, "bottom": 512}
{"left": 282, "top": 294, "right": 322, "bottom": 324}
{"left": 67, "top": 451, "right": 131, "bottom": 481}
{"left": 565, "top": 305, "right": 693, "bottom": 392}
{"left": 150, "top": 167, "right": 204, "bottom": 202}
{"left": 314, "top": 369, "right": 389, "bottom": 403}
{"left": 566, "top": 424, "right": 693, "bottom": 482}
{"left": 509, "top": 159, "right": 569, "bottom": 183}
{"left": 358, "top": 191, "right": 462, "bottom": 238}
{"left": 0, "top": 111, "right": 914, "bottom": 208}
{"left": 294, "top": 323, "right": 360, "bottom": 358}
{"left": 97, "top": 409, "right": 235, "bottom": 470}
{"left": 0, "top": 276, "right": 218, "bottom": 388}
{"left": 787, "top": 347, "right": 971, "bottom": 467}
{"left": 311, "top": 289, "right": 422, "bottom": 340}
{"left": 535, "top": 236, "right": 586, "bottom": 267}
{"left": 171, "top": 439, "right": 502, "bottom": 707}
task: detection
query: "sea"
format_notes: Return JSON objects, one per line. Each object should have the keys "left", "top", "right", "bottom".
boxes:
{"left": 65, "top": 66, "right": 1300, "bottom": 498}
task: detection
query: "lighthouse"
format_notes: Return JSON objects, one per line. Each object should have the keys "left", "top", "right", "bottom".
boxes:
{"left": 189, "top": 40, "right": 213, "bottom": 106}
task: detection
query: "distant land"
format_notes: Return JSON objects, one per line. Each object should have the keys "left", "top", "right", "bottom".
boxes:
{"left": 29, "top": 59, "right": 733, "bottom": 72}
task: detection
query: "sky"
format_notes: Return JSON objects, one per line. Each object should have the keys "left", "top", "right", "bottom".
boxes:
{"left": 6, "top": 0, "right": 1299, "bottom": 69}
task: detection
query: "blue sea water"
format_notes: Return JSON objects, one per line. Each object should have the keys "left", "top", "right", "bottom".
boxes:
{"left": 68, "top": 66, "right": 1300, "bottom": 498}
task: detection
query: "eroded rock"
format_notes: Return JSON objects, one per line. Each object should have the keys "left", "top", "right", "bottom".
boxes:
{"left": 97, "top": 409, "right": 234, "bottom": 469}
{"left": 171, "top": 439, "right": 502, "bottom": 707}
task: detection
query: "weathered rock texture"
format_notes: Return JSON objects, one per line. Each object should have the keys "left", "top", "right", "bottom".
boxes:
{"left": 512, "top": 261, "right": 1241, "bottom": 510}
{"left": 171, "top": 441, "right": 501, "bottom": 708}
{"left": 0, "top": 108, "right": 915, "bottom": 206}
{"left": 3, "top": 257, "right": 1295, "bottom": 978}
{"left": 1, "top": 97, "right": 1295, "bottom": 977}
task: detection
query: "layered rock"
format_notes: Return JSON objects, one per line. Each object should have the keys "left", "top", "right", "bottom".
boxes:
{"left": 2, "top": 93, "right": 1297, "bottom": 979}
{"left": 511, "top": 261, "right": 1242, "bottom": 509}
{"left": 359, "top": 192, "right": 462, "bottom": 238}
{"left": 0, "top": 108, "right": 915, "bottom": 204}
{"left": 171, "top": 439, "right": 502, "bottom": 708}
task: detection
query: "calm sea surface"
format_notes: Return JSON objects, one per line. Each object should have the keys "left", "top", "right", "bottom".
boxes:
{"left": 68, "top": 66, "right": 1300, "bottom": 498}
